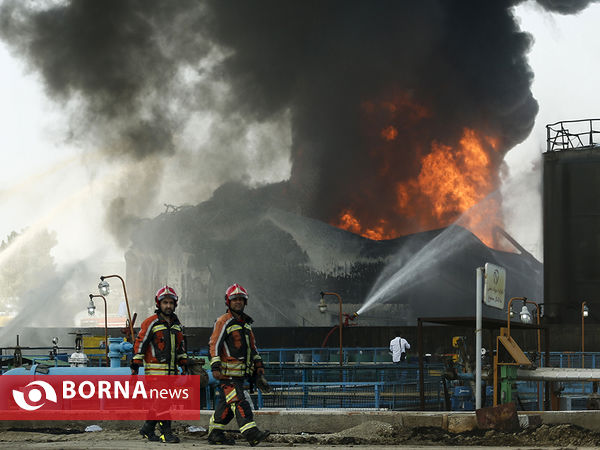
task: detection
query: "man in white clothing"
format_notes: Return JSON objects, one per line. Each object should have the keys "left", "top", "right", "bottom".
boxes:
{"left": 389, "top": 333, "right": 410, "bottom": 363}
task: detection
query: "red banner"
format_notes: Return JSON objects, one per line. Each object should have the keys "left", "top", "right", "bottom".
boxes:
{"left": 0, "top": 375, "right": 202, "bottom": 420}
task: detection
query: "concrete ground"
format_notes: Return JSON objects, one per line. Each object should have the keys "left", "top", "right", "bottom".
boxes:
{"left": 3, "top": 410, "right": 600, "bottom": 448}
{"left": 0, "top": 442, "right": 574, "bottom": 450}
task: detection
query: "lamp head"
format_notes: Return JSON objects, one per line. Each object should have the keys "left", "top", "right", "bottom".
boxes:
{"left": 98, "top": 279, "right": 110, "bottom": 296}
{"left": 87, "top": 297, "right": 96, "bottom": 316}
{"left": 519, "top": 305, "right": 532, "bottom": 324}
{"left": 318, "top": 292, "right": 327, "bottom": 313}
{"left": 583, "top": 304, "right": 589, "bottom": 318}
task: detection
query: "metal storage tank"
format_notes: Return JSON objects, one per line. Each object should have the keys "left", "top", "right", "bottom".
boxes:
{"left": 543, "top": 119, "right": 600, "bottom": 323}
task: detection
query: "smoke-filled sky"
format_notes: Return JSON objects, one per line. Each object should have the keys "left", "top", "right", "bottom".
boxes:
{"left": 0, "top": 0, "right": 599, "bottom": 275}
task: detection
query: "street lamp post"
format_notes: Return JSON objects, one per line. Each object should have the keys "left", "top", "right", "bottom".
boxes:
{"left": 99, "top": 274, "right": 134, "bottom": 340}
{"left": 582, "top": 301, "right": 589, "bottom": 368}
{"left": 507, "top": 297, "right": 541, "bottom": 354}
{"left": 88, "top": 294, "right": 109, "bottom": 365}
{"left": 504, "top": 297, "right": 542, "bottom": 408}
{"left": 506, "top": 297, "right": 527, "bottom": 338}
{"left": 318, "top": 291, "right": 344, "bottom": 367}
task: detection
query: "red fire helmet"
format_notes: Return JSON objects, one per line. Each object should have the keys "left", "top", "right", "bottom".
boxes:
{"left": 155, "top": 285, "right": 179, "bottom": 308}
{"left": 225, "top": 283, "right": 248, "bottom": 307}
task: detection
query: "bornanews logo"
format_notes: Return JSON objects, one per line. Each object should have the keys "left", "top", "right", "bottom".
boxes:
{"left": 1, "top": 376, "right": 201, "bottom": 420}
{"left": 12, "top": 380, "right": 58, "bottom": 411}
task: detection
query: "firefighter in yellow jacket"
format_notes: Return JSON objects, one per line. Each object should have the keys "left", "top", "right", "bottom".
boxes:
{"left": 207, "top": 283, "right": 270, "bottom": 446}
{"left": 131, "top": 285, "right": 187, "bottom": 444}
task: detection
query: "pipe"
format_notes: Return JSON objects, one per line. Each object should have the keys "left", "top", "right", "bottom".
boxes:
{"left": 108, "top": 337, "right": 133, "bottom": 368}
{"left": 506, "top": 297, "right": 527, "bottom": 339}
{"left": 4, "top": 337, "right": 134, "bottom": 374}
{"left": 582, "top": 301, "right": 587, "bottom": 368}
{"left": 4, "top": 363, "right": 218, "bottom": 385}
{"left": 516, "top": 367, "right": 600, "bottom": 382}
{"left": 3, "top": 365, "right": 144, "bottom": 375}
{"left": 89, "top": 294, "right": 109, "bottom": 365}
{"left": 475, "top": 266, "right": 483, "bottom": 409}
{"left": 320, "top": 291, "right": 344, "bottom": 367}
{"left": 100, "top": 274, "right": 134, "bottom": 340}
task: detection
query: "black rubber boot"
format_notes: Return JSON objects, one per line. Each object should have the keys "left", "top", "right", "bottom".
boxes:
{"left": 207, "top": 429, "right": 235, "bottom": 445}
{"left": 158, "top": 421, "right": 180, "bottom": 444}
{"left": 140, "top": 420, "right": 160, "bottom": 442}
{"left": 244, "top": 428, "right": 271, "bottom": 447}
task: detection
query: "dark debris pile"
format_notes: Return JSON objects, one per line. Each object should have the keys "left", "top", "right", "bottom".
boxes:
{"left": 268, "top": 422, "right": 600, "bottom": 447}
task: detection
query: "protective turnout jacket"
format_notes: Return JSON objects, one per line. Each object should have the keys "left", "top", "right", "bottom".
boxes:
{"left": 132, "top": 312, "right": 187, "bottom": 375}
{"left": 209, "top": 310, "right": 262, "bottom": 378}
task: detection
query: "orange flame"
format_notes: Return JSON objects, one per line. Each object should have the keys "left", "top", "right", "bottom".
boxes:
{"left": 381, "top": 125, "right": 398, "bottom": 141}
{"left": 334, "top": 125, "right": 505, "bottom": 248}
{"left": 406, "top": 128, "right": 501, "bottom": 246}
{"left": 337, "top": 211, "right": 362, "bottom": 235}
{"left": 416, "top": 128, "right": 493, "bottom": 221}
{"left": 336, "top": 210, "right": 396, "bottom": 241}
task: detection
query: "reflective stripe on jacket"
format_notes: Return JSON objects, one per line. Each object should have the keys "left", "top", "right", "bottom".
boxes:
{"left": 132, "top": 313, "right": 187, "bottom": 374}
{"left": 209, "top": 311, "right": 262, "bottom": 378}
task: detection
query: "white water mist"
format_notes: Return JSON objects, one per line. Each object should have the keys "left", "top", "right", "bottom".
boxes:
{"left": 357, "top": 225, "right": 476, "bottom": 316}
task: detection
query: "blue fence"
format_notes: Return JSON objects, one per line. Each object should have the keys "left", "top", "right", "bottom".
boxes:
{"left": 253, "top": 381, "right": 441, "bottom": 410}
{"left": 4, "top": 347, "right": 600, "bottom": 411}
{"left": 256, "top": 347, "right": 396, "bottom": 365}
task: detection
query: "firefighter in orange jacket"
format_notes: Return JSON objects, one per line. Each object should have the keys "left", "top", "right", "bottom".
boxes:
{"left": 131, "top": 285, "right": 187, "bottom": 444}
{"left": 207, "top": 283, "right": 270, "bottom": 447}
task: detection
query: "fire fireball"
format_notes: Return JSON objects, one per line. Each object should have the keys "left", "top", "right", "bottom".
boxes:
{"left": 334, "top": 94, "right": 506, "bottom": 249}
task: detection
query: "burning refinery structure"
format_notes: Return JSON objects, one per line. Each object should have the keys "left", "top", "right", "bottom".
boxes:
{"left": 123, "top": 118, "right": 600, "bottom": 328}
{"left": 124, "top": 183, "right": 543, "bottom": 327}
{"left": 114, "top": 0, "right": 549, "bottom": 328}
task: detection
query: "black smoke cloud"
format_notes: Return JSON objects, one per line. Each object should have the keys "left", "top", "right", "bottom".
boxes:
{"left": 0, "top": 0, "right": 208, "bottom": 126}
{"left": 534, "top": 0, "right": 598, "bottom": 14}
{"left": 0, "top": 0, "right": 597, "bottom": 242}
{"left": 204, "top": 0, "right": 541, "bottom": 232}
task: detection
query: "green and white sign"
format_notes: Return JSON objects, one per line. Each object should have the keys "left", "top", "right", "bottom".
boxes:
{"left": 483, "top": 263, "right": 506, "bottom": 310}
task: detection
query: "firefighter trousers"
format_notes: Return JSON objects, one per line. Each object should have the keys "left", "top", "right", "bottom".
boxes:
{"left": 209, "top": 379, "right": 257, "bottom": 436}
{"left": 142, "top": 420, "right": 172, "bottom": 431}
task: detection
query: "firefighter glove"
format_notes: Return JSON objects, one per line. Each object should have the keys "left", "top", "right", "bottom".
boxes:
{"left": 130, "top": 363, "right": 139, "bottom": 375}
{"left": 198, "top": 367, "right": 210, "bottom": 387}
{"left": 256, "top": 374, "right": 272, "bottom": 393}
{"left": 212, "top": 369, "right": 226, "bottom": 381}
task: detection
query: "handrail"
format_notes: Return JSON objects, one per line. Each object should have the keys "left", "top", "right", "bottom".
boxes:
{"left": 546, "top": 118, "right": 600, "bottom": 152}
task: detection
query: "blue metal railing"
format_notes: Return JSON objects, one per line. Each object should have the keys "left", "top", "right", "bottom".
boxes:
{"left": 246, "top": 380, "right": 442, "bottom": 410}
{"left": 255, "top": 347, "right": 394, "bottom": 365}
{"left": 263, "top": 362, "right": 444, "bottom": 383}
{"left": 6, "top": 347, "right": 600, "bottom": 411}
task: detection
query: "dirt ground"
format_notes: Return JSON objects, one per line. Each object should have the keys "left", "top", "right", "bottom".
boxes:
{"left": 2, "top": 421, "right": 600, "bottom": 449}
